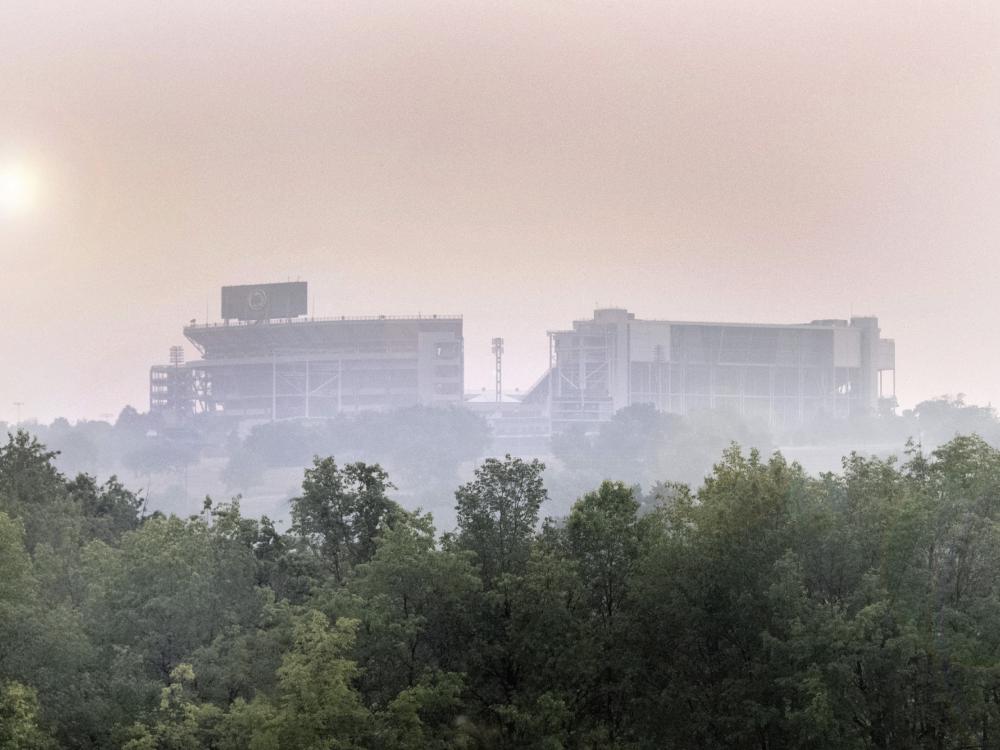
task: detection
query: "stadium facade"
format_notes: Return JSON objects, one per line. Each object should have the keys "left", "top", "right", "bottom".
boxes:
{"left": 151, "top": 285, "right": 896, "bottom": 434}
{"left": 150, "top": 283, "right": 463, "bottom": 421}
{"left": 534, "top": 308, "right": 896, "bottom": 432}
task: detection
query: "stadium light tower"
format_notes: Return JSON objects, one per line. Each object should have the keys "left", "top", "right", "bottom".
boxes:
{"left": 491, "top": 337, "right": 504, "bottom": 403}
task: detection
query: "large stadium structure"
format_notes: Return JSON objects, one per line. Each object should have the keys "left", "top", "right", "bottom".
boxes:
{"left": 525, "top": 308, "right": 896, "bottom": 433}
{"left": 151, "top": 286, "right": 896, "bottom": 436}
{"left": 150, "top": 283, "right": 463, "bottom": 421}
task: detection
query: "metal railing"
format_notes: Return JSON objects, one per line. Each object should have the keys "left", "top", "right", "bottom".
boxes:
{"left": 184, "top": 313, "right": 463, "bottom": 330}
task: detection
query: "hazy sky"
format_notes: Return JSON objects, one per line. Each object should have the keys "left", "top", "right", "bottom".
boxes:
{"left": 2, "top": 0, "right": 999, "bottom": 423}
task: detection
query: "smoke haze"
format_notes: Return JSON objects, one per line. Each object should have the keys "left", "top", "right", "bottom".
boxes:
{"left": 2, "top": 0, "right": 998, "bottom": 421}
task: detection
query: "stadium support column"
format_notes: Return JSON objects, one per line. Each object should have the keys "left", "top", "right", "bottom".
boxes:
{"left": 271, "top": 354, "right": 277, "bottom": 422}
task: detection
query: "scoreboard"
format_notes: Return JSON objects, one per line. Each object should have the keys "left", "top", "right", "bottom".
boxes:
{"left": 221, "top": 282, "right": 308, "bottom": 321}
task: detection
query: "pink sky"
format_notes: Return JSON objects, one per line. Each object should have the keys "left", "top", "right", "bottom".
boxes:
{"left": 2, "top": 0, "right": 998, "bottom": 422}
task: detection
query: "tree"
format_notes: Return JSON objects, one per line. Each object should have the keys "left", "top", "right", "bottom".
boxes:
{"left": 373, "top": 671, "right": 467, "bottom": 750}
{"left": 349, "top": 513, "right": 479, "bottom": 706}
{"left": 122, "top": 440, "right": 199, "bottom": 478}
{"left": 67, "top": 474, "right": 144, "bottom": 545}
{"left": 0, "top": 511, "right": 38, "bottom": 684}
{"left": 908, "top": 395, "right": 1000, "bottom": 446}
{"left": 121, "top": 664, "right": 222, "bottom": 750}
{"left": 290, "top": 458, "right": 402, "bottom": 585}
{"left": 629, "top": 446, "right": 813, "bottom": 747}
{"left": 220, "top": 446, "right": 266, "bottom": 492}
{"left": 271, "top": 612, "right": 368, "bottom": 749}
{"left": 84, "top": 509, "right": 265, "bottom": 682}
{"left": 0, "top": 431, "right": 76, "bottom": 552}
{"left": 19, "top": 422, "right": 1000, "bottom": 748}
{"left": 0, "top": 681, "right": 56, "bottom": 750}
{"left": 238, "top": 421, "right": 323, "bottom": 470}
{"left": 566, "top": 481, "right": 648, "bottom": 629}
{"left": 454, "top": 455, "right": 547, "bottom": 588}
{"left": 327, "top": 407, "right": 491, "bottom": 488}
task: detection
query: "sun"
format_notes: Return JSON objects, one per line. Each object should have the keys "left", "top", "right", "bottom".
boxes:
{"left": 0, "top": 163, "right": 40, "bottom": 217}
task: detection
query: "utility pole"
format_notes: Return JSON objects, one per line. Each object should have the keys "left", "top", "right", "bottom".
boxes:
{"left": 12, "top": 401, "right": 23, "bottom": 424}
{"left": 491, "top": 338, "right": 504, "bottom": 403}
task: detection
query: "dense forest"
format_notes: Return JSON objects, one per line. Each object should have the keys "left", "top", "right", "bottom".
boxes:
{"left": 11, "top": 395, "right": 1000, "bottom": 527}
{"left": 6, "top": 427, "right": 1000, "bottom": 748}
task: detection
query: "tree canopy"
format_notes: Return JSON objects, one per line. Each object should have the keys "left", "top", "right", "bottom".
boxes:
{"left": 6, "top": 428, "right": 1000, "bottom": 748}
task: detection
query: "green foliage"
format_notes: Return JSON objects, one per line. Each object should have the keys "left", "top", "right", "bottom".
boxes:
{"left": 549, "top": 404, "right": 773, "bottom": 506}
{"left": 67, "top": 474, "right": 143, "bottom": 545}
{"left": 0, "top": 511, "right": 35, "bottom": 608}
{"left": 455, "top": 454, "right": 547, "bottom": 588}
{"left": 908, "top": 395, "right": 1000, "bottom": 445}
{"left": 566, "top": 481, "right": 648, "bottom": 626}
{"left": 14, "top": 429, "right": 1000, "bottom": 748}
{"left": 0, "top": 681, "right": 56, "bottom": 750}
{"left": 121, "top": 664, "right": 222, "bottom": 750}
{"left": 272, "top": 612, "right": 368, "bottom": 748}
{"left": 291, "top": 457, "right": 402, "bottom": 584}
{"left": 222, "top": 407, "right": 492, "bottom": 495}
{"left": 0, "top": 431, "right": 76, "bottom": 553}
{"left": 349, "top": 513, "right": 479, "bottom": 706}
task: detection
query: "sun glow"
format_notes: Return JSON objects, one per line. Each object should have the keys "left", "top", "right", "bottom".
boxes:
{"left": 0, "top": 162, "right": 40, "bottom": 217}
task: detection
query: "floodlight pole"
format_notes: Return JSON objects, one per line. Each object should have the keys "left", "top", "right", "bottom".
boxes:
{"left": 491, "top": 338, "right": 504, "bottom": 403}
